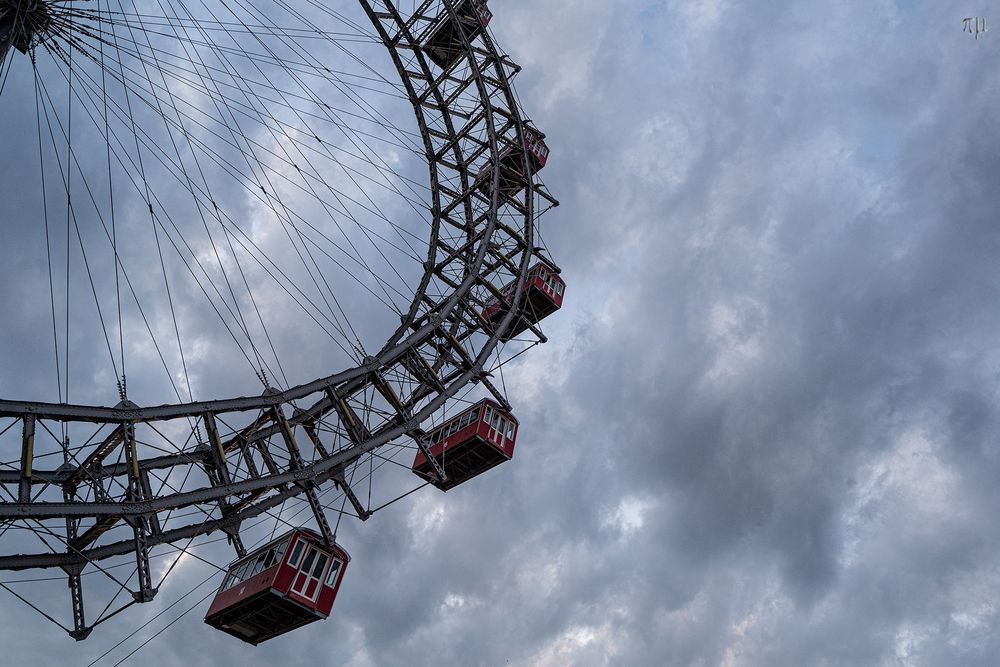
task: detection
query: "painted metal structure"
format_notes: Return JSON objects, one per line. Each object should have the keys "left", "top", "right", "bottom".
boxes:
{"left": 0, "top": 0, "right": 563, "bottom": 640}
{"left": 475, "top": 125, "right": 551, "bottom": 199}
{"left": 422, "top": 0, "right": 493, "bottom": 69}
{"left": 483, "top": 263, "right": 566, "bottom": 341}
{"left": 205, "top": 529, "right": 349, "bottom": 644}
{"left": 412, "top": 398, "right": 518, "bottom": 491}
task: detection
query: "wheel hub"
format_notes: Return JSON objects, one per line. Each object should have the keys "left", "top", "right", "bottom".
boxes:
{"left": 0, "top": 0, "right": 51, "bottom": 55}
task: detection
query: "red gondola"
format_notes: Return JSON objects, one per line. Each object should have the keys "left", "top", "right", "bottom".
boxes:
{"left": 421, "top": 0, "right": 493, "bottom": 69}
{"left": 482, "top": 262, "right": 565, "bottom": 340}
{"left": 204, "top": 529, "right": 349, "bottom": 645}
{"left": 474, "top": 125, "right": 550, "bottom": 199}
{"left": 412, "top": 398, "right": 518, "bottom": 491}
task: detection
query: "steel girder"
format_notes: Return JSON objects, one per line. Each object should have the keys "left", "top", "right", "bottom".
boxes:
{"left": 0, "top": 0, "right": 559, "bottom": 637}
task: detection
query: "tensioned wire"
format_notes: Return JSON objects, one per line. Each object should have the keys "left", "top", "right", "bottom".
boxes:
{"left": 164, "top": 0, "right": 375, "bottom": 360}
{"left": 13, "top": 0, "right": 434, "bottom": 563}
{"left": 0, "top": 356, "right": 523, "bottom": 653}
{"left": 86, "top": 447, "right": 420, "bottom": 665}
{"left": 25, "top": 0, "right": 435, "bottom": 404}
{"left": 196, "top": 0, "right": 430, "bottom": 312}
{"left": 1, "top": 0, "right": 541, "bottom": 647}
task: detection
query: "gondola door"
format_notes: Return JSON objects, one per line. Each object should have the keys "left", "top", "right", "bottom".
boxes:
{"left": 290, "top": 541, "right": 330, "bottom": 603}
{"left": 484, "top": 406, "right": 505, "bottom": 448}
{"left": 538, "top": 268, "right": 556, "bottom": 300}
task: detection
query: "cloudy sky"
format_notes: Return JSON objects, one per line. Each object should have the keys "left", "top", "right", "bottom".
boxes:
{"left": 2, "top": 0, "right": 1000, "bottom": 665}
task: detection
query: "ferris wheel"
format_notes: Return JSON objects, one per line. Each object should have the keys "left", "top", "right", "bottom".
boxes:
{"left": 0, "top": 0, "right": 562, "bottom": 646}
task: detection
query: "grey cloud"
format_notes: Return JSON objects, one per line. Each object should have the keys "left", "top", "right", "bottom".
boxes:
{"left": 3, "top": 0, "right": 1000, "bottom": 665}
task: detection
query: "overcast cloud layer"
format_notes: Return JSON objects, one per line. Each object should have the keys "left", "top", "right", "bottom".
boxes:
{"left": 2, "top": 0, "right": 1000, "bottom": 665}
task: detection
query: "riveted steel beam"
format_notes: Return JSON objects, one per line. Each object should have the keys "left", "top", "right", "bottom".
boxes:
{"left": 0, "top": 1, "right": 550, "bottom": 592}
{"left": 18, "top": 415, "right": 34, "bottom": 503}
{"left": 333, "top": 470, "right": 371, "bottom": 521}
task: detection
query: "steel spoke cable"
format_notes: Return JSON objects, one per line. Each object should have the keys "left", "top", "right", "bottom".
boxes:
{"left": 164, "top": 0, "right": 364, "bottom": 365}
{"left": 189, "top": 0, "right": 413, "bottom": 337}
{"left": 0, "top": 48, "right": 14, "bottom": 96}
{"left": 39, "top": 55, "right": 200, "bottom": 408}
{"left": 34, "top": 67, "right": 65, "bottom": 405}
{"left": 206, "top": 0, "right": 427, "bottom": 274}
{"left": 34, "top": 66, "right": 123, "bottom": 386}
{"left": 0, "top": 581, "right": 71, "bottom": 633}
{"left": 116, "top": 1, "right": 272, "bottom": 383}
{"left": 249, "top": 5, "right": 433, "bottom": 246}
{"left": 60, "top": 72, "right": 363, "bottom": 357}
{"left": 84, "top": 569, "right": 221, "bottom": 667}
{"left": 64, "top": 32, "right": 73, "bottom": 408}
{"left": 126, "top": 24, "right": 297, "bottom": 387}
{"left": 52, "top": 8, "right": 400, "bottom": 93}
{"left": 35, "top": 50, "right": 205, "bottom": 401}
{"left": 24, "top": 518, "right": 134, "bottom": 592}
{"left": 59, "top": 26, "right": 426, "bottom": 260}
{"left": 58, "top": 26, "right": 400, "bottom": 358}
{"left": 98, "top": 0, "right": 127, "bottom": 391}
{"left": 51, "top": 3, "right": 205, "bottom": 408}
{"left": 46, "top": 5, "right": 360, "bottom": 374}
{"left": 287, "top": 0, "right": 421, "bottom": 149}
{"left": 0, "top": 0, "right": 550, "bottom": 643}
{"left": 0, "top": 421, "right": 22, "bottom": 455}
{"left": 55, "top": 65, "right": 360, "bottom": 352}
{"left": 261, "top": 0, "right": 429, "bottom": 162}
{"left": 89, "top": 498, "right": 334, "bottom": 666}
{"left": 81, "top": 11, "right": 380, "bottom": 44}
{"left": 102, "top": 4, "right": 200, "bottom": 405}
{"left": 86, "top": 512, "right": 308, "bottom": 660}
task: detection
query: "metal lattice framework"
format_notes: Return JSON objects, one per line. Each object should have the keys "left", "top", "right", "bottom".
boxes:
{"left": 0, "top": 0, "right": 559, "bottom": 640}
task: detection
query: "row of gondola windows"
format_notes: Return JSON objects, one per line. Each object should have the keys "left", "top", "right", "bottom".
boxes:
{"left": 222, "top": 540, "right": 289, "bottom": 590}
{"left": 543, "top": 274, "right": 563, "bottom": 295}
{"left": 474, "top": 2, "right": 492, "bottom": 23}
{"left": 528, "top": 140, "right": 547, "bottom": 159}
{"left": 427, "top": 402, "right": 515, "bottom": 445}
{"left": 536, "top": 267, "right": 563, "bottom": 295}
{"left": 432, "top": 408, "right": 480, "bottom": 443}
{"left": 489, "top": 271, "right": 553, "bottom": 310}
{"left": 525, "top": 133, "right": 549, "bottom": 160}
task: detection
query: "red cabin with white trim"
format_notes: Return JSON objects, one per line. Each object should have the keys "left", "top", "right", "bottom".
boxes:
{"left": 482, "top": 262, "right": 565, "bottom": 340}
{"left": 412, "top": 398, "right": 518, "bottom": 491}
{"left": 474, "top": 125, "right": 550, "bottom": 199}
{"left": 422, "top": 0, "right": 493, "bottom": 69}
{"left": 473, "top": 124, "right": 549, "bottom": 197}
{"left": 204, "top": 529, "right": 349, "bottom": 644}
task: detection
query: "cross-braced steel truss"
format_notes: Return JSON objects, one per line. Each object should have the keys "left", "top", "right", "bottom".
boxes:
{"left": 0, "top": 0, "right": 559, "bottom": 641}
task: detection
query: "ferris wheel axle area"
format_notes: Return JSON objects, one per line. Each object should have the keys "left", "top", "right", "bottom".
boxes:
{"left": 0, "top": 0, "right": 50, "bottom": 66}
